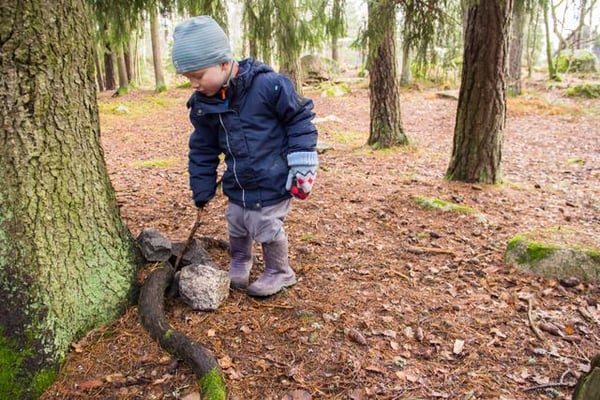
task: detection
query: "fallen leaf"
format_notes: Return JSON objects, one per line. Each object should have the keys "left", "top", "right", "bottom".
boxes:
{"left": 564, "top": 324, "right": 575, "bottom": 335}
{"left": 453, "top": 339, "right": 465, "bottom": 355}
{"left": 240, "top": 325, "right": 252, "bottom": 334}
{"left": 180, "top": 392, "right": 201, "bottom": 400}
{"left": 344, "top": 327, "right": 367, "bottom": 345}
{"left": 79, "top": 379, "right": 103, "bottom": 390}
{"left": 348, "top": 388, "right": 366, "bottom": 400}
{"left": 104, "top": 373, "right": 125, "bottom": 383}
{"left": 218, "top": 355, "right": 233, "bottom": 369}
{"left": 538, "top": 322, "right": 563, "bottom": 337}
{"left": 70, "top": 342, "right": 84, "bottom": 353}
{"left": 365, "top": 365, "right": 385, "bottom": 374}
{"left": 152, "top": 373, "right": 173, "bottom": 385}
{"left": 207, "top": 329, "right": 216, "bottom": 337}
{"left": 282, "top": 389, "right": 312, "bottom": 400}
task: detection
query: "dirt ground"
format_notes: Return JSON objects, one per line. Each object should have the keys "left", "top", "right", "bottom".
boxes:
{"left": 41, "top": 73, "right": 600, "bottom": 400}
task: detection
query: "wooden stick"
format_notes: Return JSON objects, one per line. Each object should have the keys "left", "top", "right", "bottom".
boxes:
{"left": 527, "top": 297, "right": 545, "bottom": 342}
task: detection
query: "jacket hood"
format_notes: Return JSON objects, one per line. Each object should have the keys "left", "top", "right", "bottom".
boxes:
{"left": 230, "top": 58, "right": 273, "bottom": 96}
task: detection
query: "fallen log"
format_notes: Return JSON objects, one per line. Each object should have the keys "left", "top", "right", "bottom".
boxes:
{"left": 138, "top": 262, "right": 226, "bottom": 399}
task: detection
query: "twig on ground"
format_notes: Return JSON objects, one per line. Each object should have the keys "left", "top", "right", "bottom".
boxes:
{"left": 527, "top": 297, "right": 545, "bottom": 342}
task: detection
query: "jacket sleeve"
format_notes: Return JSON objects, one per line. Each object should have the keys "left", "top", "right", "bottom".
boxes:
{"left": 270, "top": 74, "right": 318, "bottom": 155}
{"left": 188, "top": 100, "right": 220, "bottom": 206}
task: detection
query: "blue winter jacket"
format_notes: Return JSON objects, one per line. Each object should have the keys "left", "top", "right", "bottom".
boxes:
{"left": 186, "top": 58, "right": 318, "bottom": 209}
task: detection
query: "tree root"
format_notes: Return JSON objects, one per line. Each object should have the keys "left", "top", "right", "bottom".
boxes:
{"left": 138, "top": 262, "right": 226, "bottom": 399}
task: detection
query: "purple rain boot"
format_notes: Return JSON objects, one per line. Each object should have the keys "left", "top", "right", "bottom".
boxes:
{"left": 247, "top": 240, "right": 297, "bottom": 297}
{"left": 229, "top": 236, "right": 253, "bottom": 289}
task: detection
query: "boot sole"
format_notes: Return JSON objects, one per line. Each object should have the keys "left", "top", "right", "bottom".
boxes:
{"left": 247, "top": 277, "right": 297, "bottom": 297}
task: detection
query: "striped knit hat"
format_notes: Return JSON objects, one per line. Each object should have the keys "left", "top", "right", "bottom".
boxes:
{"left": 172, "top": 16, "right": 233, "bottom": 74}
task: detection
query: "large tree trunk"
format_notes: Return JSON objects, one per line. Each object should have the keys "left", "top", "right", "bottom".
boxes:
{"left": 508, "top": 0, "right": 526, "bottom": 96}
{"left": 276, "top": 0, "right": 303, "bottom": 95}
{"left": 367, "top": 0, "right": 408, "bottom": 149}
{"left": 446, "top": 0, "right": 512, "bottom": 184}
{"left": 150, "top": 5, "right": 167, "bottom": 93}
{"left": 0, "top": 0, "right": 139, "bottom": 397}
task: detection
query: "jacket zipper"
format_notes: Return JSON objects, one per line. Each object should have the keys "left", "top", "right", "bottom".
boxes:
{"left": 219, "top": 113, "right": 246, "bottom": 207}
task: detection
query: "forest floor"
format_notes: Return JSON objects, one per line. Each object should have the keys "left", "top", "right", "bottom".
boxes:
{"left": 42, "top": 71, "right": 600, "bottom": 400}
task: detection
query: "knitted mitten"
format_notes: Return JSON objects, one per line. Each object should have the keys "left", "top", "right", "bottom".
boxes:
{"left": 286, "top": 151, "right": 318, "bottom": 199}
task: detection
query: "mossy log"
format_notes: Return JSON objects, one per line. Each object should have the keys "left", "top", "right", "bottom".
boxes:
{"left": 138, "top": 262, "right": 226, "bottom": 399}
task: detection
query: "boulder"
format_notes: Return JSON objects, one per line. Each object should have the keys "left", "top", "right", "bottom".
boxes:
{"left": 179, "top": 264, "right": 230, "bottom": 311}
{"left": 171, "top": 239, "right": 219, "bottom": 269}
{"left": 136, "top": 228, "right": 172, "bottom": 262}
{"left": 504, "top": 228, "right": 600, "bottom": 282}
{"left": 556, "top": 49, "right": 598, "bottom": 73}
{"left": 300, "top": 54, "right": 341, "bottom": 83}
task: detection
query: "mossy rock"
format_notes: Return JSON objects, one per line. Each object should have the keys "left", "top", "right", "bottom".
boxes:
{"left": 566, "top": 83, "right": 600, "bottom": 99}
{"left": 573, "top": 354, "right": 600, "bottom": 400}
{"left": 414, "top": 196, "right": 486, "bottom": 222}
{"left": 556, "top": 49, "right": 598, "bottom": 73}
{"left": 505, "top": 228, "right": 600, "bottom": 282}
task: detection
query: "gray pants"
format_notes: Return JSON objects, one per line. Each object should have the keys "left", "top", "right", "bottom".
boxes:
{"left": 225, "top": 199, "right": 291, "bottom": 243}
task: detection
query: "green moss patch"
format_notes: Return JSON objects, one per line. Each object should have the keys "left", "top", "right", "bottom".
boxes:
{"left": 414, "top": 196, "right": 486, "bottom": 222}
{"left": 199, "top": 367, "right": 227, "bottom": 400}
{"left": 0, "top": 330, "right": 57, "bottom": 399}
{"left": 566, "top": 83, "right": 600, "bottom": 99}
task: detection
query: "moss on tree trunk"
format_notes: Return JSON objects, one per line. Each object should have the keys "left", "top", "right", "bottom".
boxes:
{"left": 0, "top": 1, "right": 139, "bottom": 397}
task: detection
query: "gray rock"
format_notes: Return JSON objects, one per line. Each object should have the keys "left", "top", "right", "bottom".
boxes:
{"left": 505, "top": 229, "right": 600, "bottom": 282}
{"left": 179, "top": 264, "right": 230, "bottom": 311}
{"left": 137, "top": 228, "right": 172, "bottom": 262}
{"left": 171, "top": 239, "right": 218, "bottom": 269}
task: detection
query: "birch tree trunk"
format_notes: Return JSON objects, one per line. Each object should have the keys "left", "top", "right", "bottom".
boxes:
{"left": 0, "top": 0, "right": 139, "bottom": 397}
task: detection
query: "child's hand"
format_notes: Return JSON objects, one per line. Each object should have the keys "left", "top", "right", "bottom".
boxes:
{"left": 286, "top": 168, "right": 316, "bottom": 199}
{"left": 286, "top": 151, "right": 318, "bottom": 200}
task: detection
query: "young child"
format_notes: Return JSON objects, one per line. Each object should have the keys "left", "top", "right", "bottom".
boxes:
{"left": 172, "top": 16, "right": 319, "bottom": 297}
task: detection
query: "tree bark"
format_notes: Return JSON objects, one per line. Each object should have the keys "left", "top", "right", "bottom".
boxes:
{"left": 115, "top": 45, "right": 129, "bottom": 96}
{"left": 446, "top": 0, "right": 512, "bottom": 184}
{"left": 0, "top": 0, "right": 139, "bottom": 397}
{"left": 367, "top": 0, "right": 408, "bottom": 148}
{"left": 508, "top": 0, "right": 526, "bottom": 96}
{"left": 104, "top": 46, "right": 116, "bottom": 91}
{"left": 94, "top": 44, "right": 105, "bottom": 91}
{"left": 276, "top": 0, "right": 303, "bottom": 95}
{"left": 150, "top": 5, "right": 167, "bottom": 93}
{"left": 400, "top": 41, "right": 411, "bottom": 87}
{"left": 542, "top": 0, "right": 558, "bottom": 80}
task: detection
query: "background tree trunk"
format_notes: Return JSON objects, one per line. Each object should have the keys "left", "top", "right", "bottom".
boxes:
{"left": 94, "top": 44, "right": 105, "bottom": 91}
{"left": 276, "top": 0, "right": 303, "bottom": 95}
{"left": 508, "top": 0, "right": 526, "bottom": 96}
{"left": 542, "top": 0, "right": 558, "bottom": 80}
{"left": 104, "top": 47, "right": 116, "bottom": 91}
{"left": 367, "top": 0, "right": 408, "bottom": 148}
{"left": 446, "top": 0, "right": 512, "bottom": 183}
{"left": 400, "top": 41, "right": 412, "bottom": 87}
{"left": 0, "top": 0, "right": 139, "bottom": 397}
{"left": 150, "top": 5, "right": 167, "bottom": 93}
{"left": 115, "top": 45, "right": 130, "bottom": 96}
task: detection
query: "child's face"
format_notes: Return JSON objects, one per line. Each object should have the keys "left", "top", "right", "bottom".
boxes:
{"left": 183, "top": 63, "right": 231, "bottom": 97}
